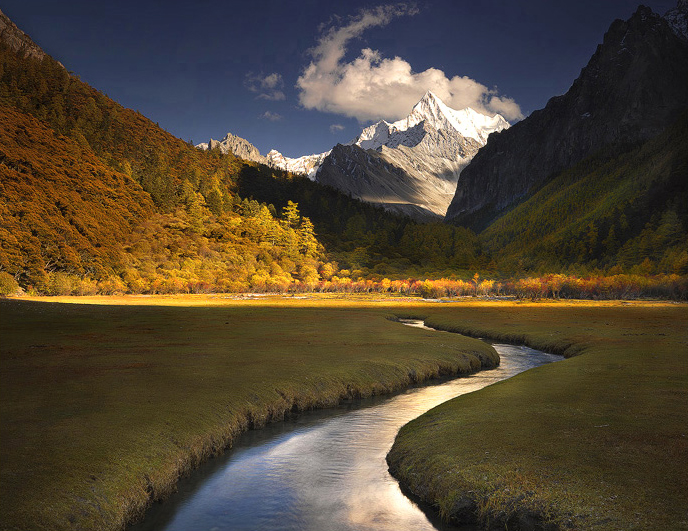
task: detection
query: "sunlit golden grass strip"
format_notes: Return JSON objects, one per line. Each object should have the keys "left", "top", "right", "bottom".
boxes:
{"left": 387, "top": 302, "right": 688, "bottom": 531}
{"left": 0, "top": 296, "right": 498, "bottom": 531}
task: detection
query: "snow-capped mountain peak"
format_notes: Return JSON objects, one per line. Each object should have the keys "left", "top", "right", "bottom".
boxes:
{"left": 309, "top": 92, "right": 512, "bottom": 220}
{"left": 396, "top": 90, "right": 509, "bottom": 142}
{"left": 394, "top": 90, "right": 453, "bottom": 131}
{"left": 352, "top": 91, "right": 509, "bottom": 151}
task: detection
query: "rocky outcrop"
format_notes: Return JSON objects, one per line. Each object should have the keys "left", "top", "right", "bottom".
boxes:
{"left": 445, "top": 3, "right": 688, "bottom": 229}
{"left": 198, "top": 132, "right": 267, "bottom": 164}
{"left": 0, "top": 8, "right": 49, "bottom": 62}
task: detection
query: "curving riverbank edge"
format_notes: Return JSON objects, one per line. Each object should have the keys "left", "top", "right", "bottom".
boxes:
{"left": 386, "top": 317, "right": 563, "bottom": 531}
{"left": 385, "top": 305, "right": 688, "bottom": 531}
{"left": 117, "top": 317, "right": 500, "bottom": 531}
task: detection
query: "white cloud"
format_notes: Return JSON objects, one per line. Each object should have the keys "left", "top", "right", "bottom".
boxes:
{"left": 330, "top": 124, "right": 346, "bottom": 133}
{"left": 260, "top": 111, "right": 283, "bottom": 121}
{"left": 245, "top": 72, "right": 286, "bottom": 101}
{"left": 297, "top": 4, "right": 522, "bottom": 122}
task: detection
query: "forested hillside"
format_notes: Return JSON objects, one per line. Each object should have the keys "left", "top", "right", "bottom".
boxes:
{"left": 0, "top": 105, "right": 153, "bottom": 287}
{"left": 479, "top": 113, "right": 688, "bottom": 276}
{"left": 0, "top": 38, "right": 333, "bottom": 294}
{"left": 236, "top": 165, "right": 483, "bottom": 277}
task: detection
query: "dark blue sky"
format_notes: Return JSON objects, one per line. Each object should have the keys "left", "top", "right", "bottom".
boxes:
{"left": 2, "top": 1, "right": 678, "bottom": 157}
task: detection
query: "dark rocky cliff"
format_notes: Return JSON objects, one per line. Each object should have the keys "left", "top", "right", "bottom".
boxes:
{"left": 0, "top": 8, "right": 48, "bottom": 61}
{"left": 445, "top": 4, "right": 688, "bottom": 229}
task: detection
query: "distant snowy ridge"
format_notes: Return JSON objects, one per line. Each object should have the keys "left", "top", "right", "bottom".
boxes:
{"left": 353, "top": 91, "right": 509, "bottom": 151}
{"left": 266, "top": 149, "right": 330, "bottom": 179}
{"left": 195, "top": 133, "right": 329, "bottom": 179}
{"left": 266, "top": 91, "right": 508, "bottom": 184}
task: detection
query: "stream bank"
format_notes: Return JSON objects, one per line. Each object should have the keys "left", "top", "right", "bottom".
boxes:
{"left": 129, "top": 335, "right": 558, "bottom": 531}
{"left": 386, "top": 304, "right": 688, "bottom": 530}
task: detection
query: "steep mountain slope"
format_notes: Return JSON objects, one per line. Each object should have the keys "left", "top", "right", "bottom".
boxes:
{"left": 268, "top": 92, "right": 508, "bottom": 220}
{"left": 315, "top": 142, "right": 447, "bottom": 221}
{"left": 0, "top": 105, "right": 153, "bottom": 286}
{"left": 0, "top": 13, "right": 331, "bottom": 294}
{"left": 0, "top": 25, "right": 243, "bottom": 213}
{"left": 480, "top": 111, "right": 688, "bottom": 274}
{"left": 446, "top": 3, "right": 688, "bottom": 228}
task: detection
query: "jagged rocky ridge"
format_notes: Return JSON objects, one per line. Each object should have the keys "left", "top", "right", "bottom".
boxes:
{"left": 445, "top": 2, "right": 688, "bottom": 229}
{"left": 197, "top": 132, "right": 267, "bottom": 164}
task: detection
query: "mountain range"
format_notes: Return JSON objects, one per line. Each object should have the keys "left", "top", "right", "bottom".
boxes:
{"left": 0, "top": 7, "right": 492, "bottom": 293}
{"left": 199, "top": 92, "right": 509, "bottom": 220}
{"left": 200, "top": 1, "right": 687, "bottom": 234}
{"left": 201, "top": 1, "right": 688, "bottom": 275}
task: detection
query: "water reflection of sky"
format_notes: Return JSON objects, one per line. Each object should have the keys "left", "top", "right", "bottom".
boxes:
{"left": 132, "top": 323, "right": 560, "bottom": 531}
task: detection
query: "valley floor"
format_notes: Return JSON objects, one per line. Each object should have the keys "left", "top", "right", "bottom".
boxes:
{"left": 0, "top": 295, "right": 686, "bottom": 531}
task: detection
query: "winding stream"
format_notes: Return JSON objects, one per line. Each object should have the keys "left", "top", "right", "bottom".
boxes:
{"left": 131, "top": 320, "right": 560, "bottom": 531}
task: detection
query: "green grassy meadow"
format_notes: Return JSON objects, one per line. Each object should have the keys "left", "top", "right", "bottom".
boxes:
{"left": 1, "top": 296, "right": 686, "bottom": 531}
{"left": 0, "top": 295, "right": 496, "bottom": 531}
{"left": 388, "top": 301, "right": 688, "bottom": 530}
